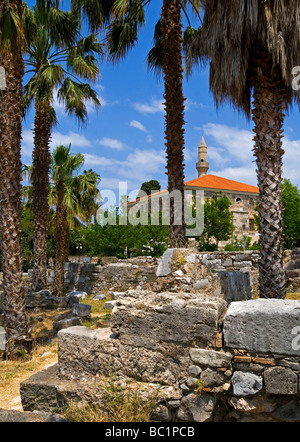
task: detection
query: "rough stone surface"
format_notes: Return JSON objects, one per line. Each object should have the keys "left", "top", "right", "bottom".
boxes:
{"left": 229, "top": 396, "right": 276, "bottom": 414}
{"left": 72, "top": 303, "right": 91, "bottom": 318}
{"left": 53, "top": 317, "right": 81, "bottom": 332}
{"left": 264, "top": 367, "right": 298, "bottom": 395}
{"left": 103, "top": 300, "right": 117, "bottom": 310}
{"left": 156, "top": 249, "right": 175, "bottom": 277}
{"left": 223, "top": 299, "right": 300, "bottom": 356}
{"left": 189, "top": 349, "right": 232, "bottom": 369}
{"left": 231, "top": 371, "right": 263, "bottom": 396}
{"left": 111, "top": 292, "right": 226, "bottom": 349}
{"left": 0, "top": 408, "right": 67, "bottom": 422}
{"left": 0, "top": 326, "right": 5, "bottom": 351}
{"left": 178, "top": 393, "right": 216, "bottom": 422}
{"left": 151, "top": 404, "right": 170, "bottom": 422}
{"left": 272, "top": 399, "right": 300, "bottom": 422}
{"left": 58, "top": 327, "right": 118, "bottom": 379}
{"left": 26, "top": 290, "right": 67, "bottom": 309}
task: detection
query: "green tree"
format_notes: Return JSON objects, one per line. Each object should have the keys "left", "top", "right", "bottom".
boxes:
{"left": 50, "top": 145, "right": 100, "bottom": 295}
{"left": 23, "top": 0, "right": 102, "bottom": 291}
{"left": 0, "top": 0, "right": 32, "bottom": 356}
{"left": 137, "top": 180, "right": 161, "bottom": 199}
{"left": 282, "top": 179, "right": 300, "bottom": 249}
{"left": 202, "top": 194, "right": 234, "bottom": 248}
{"left": 187, "top": 1, "right": 300, "bottom": 298}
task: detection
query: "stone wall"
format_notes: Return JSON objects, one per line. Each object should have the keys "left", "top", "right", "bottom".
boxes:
{"left": 53, "top": 293, "right": 300, "bottom": 422}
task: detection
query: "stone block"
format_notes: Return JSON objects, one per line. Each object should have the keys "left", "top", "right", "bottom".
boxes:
{"left": 189, "top": 349, "right": 232, "bottom": 369}
{"left": 264, "top": 367, "right": 298, "bottom": 395}
{"left": 104, "top": 301, "right": 117, "bottom": 310}
{"left": 53, "top": 317, "right": 81, "bottom": 332}
{"left": 272, "top": 399, "right": 300, "bottom": 422}
{"left": 231, "top": 371, "right": 263, "bottom": 396}
{"left": 111, "top": 292, "right": 226, "bottom": 348}
{"left": 178, "top": 393, "right": 216, "bottom": 422}
{"left": 193, "top": 279, "right": 210, "bottom": 290}
{"left": 223, "top": 299, "right": 300, "bottom": 356}
{"left": 72, "top": 304, "right": 91, "bottom": 318}
{"left": 156, "top": 249, "right": 176, "bottom": 277}
{"left": 93, "top": 294, "right": 106, "bottom": 301}
{"left": 0, "top": 326, "right": 5, "bottom": 351}
{"left": 66, "top": 291, "right": 88, "bottom": 300}
{"left": 58, "top": 327, "right": 119, "bottom": 378}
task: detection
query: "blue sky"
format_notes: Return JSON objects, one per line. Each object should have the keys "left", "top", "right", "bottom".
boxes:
{"left": 21, "top": 1, "right": 300, "bottom": 199}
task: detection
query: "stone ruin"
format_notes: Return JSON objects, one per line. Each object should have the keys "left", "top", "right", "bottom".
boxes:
{"left": 1, "top": 247, "right": 300, "bottom": 421}
{"left": 20, "top": 291, "right": 300, "bottom": 422}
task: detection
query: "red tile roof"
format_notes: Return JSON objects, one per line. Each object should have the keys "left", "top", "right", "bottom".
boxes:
{"left": 128, "top": 174, "right": 259, "bottom": 204}
{"left": 185, "top": 174, "right": 259, "bottom": 194}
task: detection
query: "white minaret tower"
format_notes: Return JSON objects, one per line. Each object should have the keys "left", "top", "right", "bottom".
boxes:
{"left": 196, "top": 136, "right": 209, "bottom": 178}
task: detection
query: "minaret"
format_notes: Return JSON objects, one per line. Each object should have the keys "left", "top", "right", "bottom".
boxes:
{"left": 196, "top": 136, "right": 209, "bottom": 178}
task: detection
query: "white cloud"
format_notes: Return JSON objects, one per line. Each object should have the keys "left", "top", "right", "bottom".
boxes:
{"left": 97, "top": 137, "right": 124, "bottom": 150}
{"left": 133, "top": 98, "right": 164, "bottom": 114}
{"left": 82, "top": 148, "right": 166, "bottom": 190}
{"left": 51, "top": 131, "right": 92, "bottom": 148}
{"left": 200, "top": 122, "right": 300, "bottom": 188}
{"left": 130, "top": 120, "right": 147, "bottom": 133}
{"left": 203, "top": 123, "right": 254, "bottom": 164}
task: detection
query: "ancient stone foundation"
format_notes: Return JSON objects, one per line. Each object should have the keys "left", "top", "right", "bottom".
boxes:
{"left": 21, "top": 292, "right": 300, "bottom": 422}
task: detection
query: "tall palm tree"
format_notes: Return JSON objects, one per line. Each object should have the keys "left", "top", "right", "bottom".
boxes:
{"left": 50, "top": 145, "right": 100, "bottom": 295}
{"left": 72, "top": 0, "right": 201, "bottom": 247}
{"left": 0, "top": 0, "right": 32, "bottom": 356}
{"left": 187, "top": 0, "right": 300, "bottom": 299}
{"left": 23, "top": 0, "right": 101, "bottom": 292}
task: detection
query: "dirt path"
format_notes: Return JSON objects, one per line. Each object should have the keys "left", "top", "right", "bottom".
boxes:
{"left": 0, "top": 354, "right": 58, "bottom": 411}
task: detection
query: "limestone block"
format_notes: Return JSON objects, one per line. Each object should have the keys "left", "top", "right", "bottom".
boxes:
{"left": 111, "top": 292, "right": 226, "bottom": 348}
{"left": 72, "top": 304, "right": 91, "bottom": 318}
{"left": 53, "top": 317, "right": 81, "bottom": 332}
{"left": 231, "top": 371, "right": 263, "bottom": 396}
{"left": 229, "top": 396, "right": 276, "bottom": 414}
{"left": 156, "top": 249, "right": 176, "bottom": 277}
{"left": 58, "top": 327, "right": 119, "bottom": 378}
{"left": 0, "top": 326, "right": 5, "bottom": 351}
{"left": 193, "top": 279, "right": 210, "bottom": 290}
{"left": 104, "top": 300, "right": 117, "bottom": 310}
{"left": 178, "top": 393, "right": 216, "bottom": 422}
{"left": 223, "top": 299, "right": 300, "bottom": 356}
{"left": 189, "top": 349, "right": 232, "bottom": 369}
{"left": 111, "top": 292, "right": 126, "bottom": 300}
{"left": 264, "top": 367, "right": 298, "bottom": 395}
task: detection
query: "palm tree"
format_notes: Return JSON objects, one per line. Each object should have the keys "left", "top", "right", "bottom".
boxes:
{"left": 72, "top": 0, "right": 201, "bottom": 247}
{"left": 50, "top": 145, "right": 100, "bottom": 295}
{"left": 23, "top": 0, "right": 101, "bottom": 292}
{"left": 186, "top": 0, "right": 300, "bottom": 299}
{"left": 0, "top": 0, "right": 33, "bottom": 357}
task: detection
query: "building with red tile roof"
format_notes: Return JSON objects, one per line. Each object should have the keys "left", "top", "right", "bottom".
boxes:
{"left": 127, "top": 137, "right": 260, "bottom": 244}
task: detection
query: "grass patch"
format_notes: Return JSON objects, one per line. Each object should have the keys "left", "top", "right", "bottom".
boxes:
{"left": 62, "top": 377, "right": 158, "bottom": 422}
{"left": 286, "top": 292, "right": 300, "bottom": 300}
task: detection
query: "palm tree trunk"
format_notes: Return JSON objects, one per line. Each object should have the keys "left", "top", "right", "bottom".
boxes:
{"left": 62, "top": 215, "right": 70, "bottom": 263}
{"left": 32, "top": 102, "right": 51, "bottom": 292}
{"left": 54, "top": 181, "right": 65, "bottom": 296}
{"left": 252, "top": 53, "right": 286, "bottom": 299}
{"left": 0, "top": 0, "right": 32, "bottom": 356}
{"left": 161, "top": 0, "right": 186, "bottom": 248}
